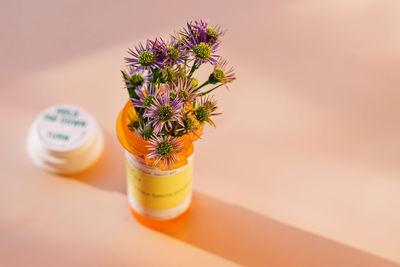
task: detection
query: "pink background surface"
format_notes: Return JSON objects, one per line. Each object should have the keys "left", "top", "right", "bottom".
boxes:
{"left": 1, "top": 0, "right": 400, "bottom": 266}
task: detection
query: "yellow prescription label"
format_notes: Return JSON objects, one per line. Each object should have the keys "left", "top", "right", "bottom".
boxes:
{"left": 126, "top": 153, "right": 193, "bottom": 210}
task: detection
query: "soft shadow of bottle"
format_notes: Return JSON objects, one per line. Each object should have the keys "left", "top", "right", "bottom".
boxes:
{"left": 61, "top": 129, "right": 126, "bottom": 193}
{"left": 160, "top": 191, "right": 398, "bottom": 267}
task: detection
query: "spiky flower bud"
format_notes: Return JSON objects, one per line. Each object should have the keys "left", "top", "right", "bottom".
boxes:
{"left": 157, "top": 105, "right": 174, "bottom": 121}
{"left": 138, "top": 50, "right": 156, "bottom": 67}
{"left": 157, "top": 141, "right": 174, "bottom": 157}
{"left": 130, "top": 73, "right": 145, "bottom": 87}
{"left": 184, "top": 117, "right": 195, "bottom": 131}
{"left": 193, "top": 42, "right": 211, "bottom": 60}
{"left": 141, "top": 128, "right": 153, "bottom": 140}
{"left": 162, "top": 65, "right": 175, "bottom": 83}
{"left": 194, "top": 106, "right": 210, "bottom": 122}
{"left": 143, "top": 95, "right": 154, "bottom": 107}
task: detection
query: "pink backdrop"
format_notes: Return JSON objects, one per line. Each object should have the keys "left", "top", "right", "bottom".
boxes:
{"left": 1, "top": 0, "right": 400, "bottom": 266}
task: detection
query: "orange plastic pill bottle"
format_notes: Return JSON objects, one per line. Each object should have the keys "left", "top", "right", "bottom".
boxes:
{"left": 116, "top": 100, "right": 201, "bottom": 229}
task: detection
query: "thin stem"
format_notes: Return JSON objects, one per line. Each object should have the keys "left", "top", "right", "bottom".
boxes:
{"left": 188, "top": 60, "right": 199, "bottom": 78}
{"left": 127, "top": 87, "right": 138, "bottom": 99}
{"left": 200, "top": 84, "right": 224, "bottom": 96}
{"left": 193, "top": 81, "right": 210, "bottom": 93}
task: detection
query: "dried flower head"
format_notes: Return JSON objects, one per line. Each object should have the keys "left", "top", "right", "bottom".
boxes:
{"left": 182, "top": 21, "right": 220, "bottom": 66}
{"left": 194, "top": 95, "right": 220, "bottom": 127}
{"left": 158, "top": 37, "right": 187, "bottom": 65}
{"left": 125, "top": 39, "right": 165, "bottom": 71}
{"left": 131, "top": 84, "right": 160, "bottom": 109}
{"left": 173, "top": 78, "right": 199, "bottom": 104}
{"left": 205, "top": 24, "right": 224, "bottom": 44}
{"left": 143, "top": 90, "right": 184, "bottom": 134}
{"left": 208, "top": 58, "right": 236, "bottom": 88}
{"left": 147, "top": 136, "right": 183, "bottom": 169}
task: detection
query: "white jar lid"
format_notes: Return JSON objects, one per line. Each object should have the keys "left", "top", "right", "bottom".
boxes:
{"left": 27, "top": 104, "right": 104, "bottom": 174}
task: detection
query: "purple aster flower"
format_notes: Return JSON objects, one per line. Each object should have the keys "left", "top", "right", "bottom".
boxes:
{"left": 208, "top": 58, "right": 236, "bottom": 89}
{"left": 147, "top": 135, "right": 183, "bottom": 169}
{"left": 193, "top": 95, "right": 221, "bottom": 127}
{"left": 172, "top": 78, "right": 200, "bottom": 104}
{"left": 205, "top": 24, "right": 225, "bottom": 45}
{"left": 182, "top": 25, "right": 220, "bottom": 66}
{"left": 143, "top": 90, "right": 184, "bottom": 134}
{"left": 155, "top": 37, "right": 187, "bottom": 65}
{"left": 181, "top": 20, "right": 208, "bottom": 44}
{"left": 125, "top": 39, "right": 166, "bottom": 72}
{"left": 181, "top": 20, "right": 225, "bottom": 46}
{"left": 130, "top": 84, "right": 160, "bottom": 109}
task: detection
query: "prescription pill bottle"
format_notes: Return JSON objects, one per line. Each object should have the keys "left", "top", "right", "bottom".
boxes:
{"left": 116, "top": 100, "right": 200, "bottom": 228}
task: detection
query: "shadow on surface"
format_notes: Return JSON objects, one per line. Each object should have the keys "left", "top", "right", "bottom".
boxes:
{"left": 62, "top": 129, "right": 126, "bottom": 193}
{"left": 160, "top": 192, "right": 398, "bottom": 267}
{"left": 56, "top": 130, "right": 398, "bottom": 266}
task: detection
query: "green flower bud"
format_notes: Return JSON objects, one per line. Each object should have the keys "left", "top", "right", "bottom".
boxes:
{"left": 193, "top": 42, "right": 211, "bottom": 60}
{"left": 138, "top": 50, "right": 155, "bottom": 67}
{"left": 143, "top": 95, "right": 154, "bottom": 107}
{"left": 178, "top": 90, "right": 189, "bottom": 100}
{"left": 162, "top": 66, "right": 175, "bottom": 83}
{"left": 194, "top": 106, "right": 210, "bottom": 122}
{"left": 157, "top": 105, "right": 173, "bottom": 121}
{"left": 184, "top": 118, "right": 195, "bottom": 131}
{"left": 157, "top": 141, "right": 173, "bottom": 157}
{"left": 208, "top": 68, "right": 225, "bottom": 84}
{"left": 167, "top": 46, "right": 179, "bottom": 59}
{"left": 130, "top": 73, "right": 145, "bottom": 87}
{"left": 141, "top": 128, "right": 153, "bottom": 140}
{"left": 207, "top": 27, "right": 219, "bottom": 44}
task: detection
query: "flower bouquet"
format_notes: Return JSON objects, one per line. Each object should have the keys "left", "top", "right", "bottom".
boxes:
{"left": 116, "top": 20, "right": 235, "bottom": 225}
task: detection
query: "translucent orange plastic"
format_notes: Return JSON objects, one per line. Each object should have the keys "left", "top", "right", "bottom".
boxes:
{"left": 116, "top": 100, "right": 202, "bottom": 171}
{"left": 130, "top": 202, "right": 192, "bottom": 231}
{"left": 116, "top": 100, "right": 201, "bottom": 228}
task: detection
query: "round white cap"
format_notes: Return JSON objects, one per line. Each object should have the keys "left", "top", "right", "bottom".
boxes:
{"left": 27, "top": 104, "right": 104, "bottom": 174}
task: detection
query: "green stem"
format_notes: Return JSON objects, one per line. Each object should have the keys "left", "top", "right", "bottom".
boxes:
{"left": 121, "top": 70, "right": 139, "bottom": 99}
{"left": 127, "top": 87, "right": 136, "bottom": 99}
{"left": 200, "top": 84, "right": 224, "bottom": 96}
{"left": 193, "top": 81, "right": 210, "bottom": 93}
{"left": 188, "top": 60, "right": 199, "bottom": 78}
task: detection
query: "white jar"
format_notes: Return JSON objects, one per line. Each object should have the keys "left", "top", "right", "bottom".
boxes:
{"left": 27, "top": 104, "right": 104, "bottom": 174}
